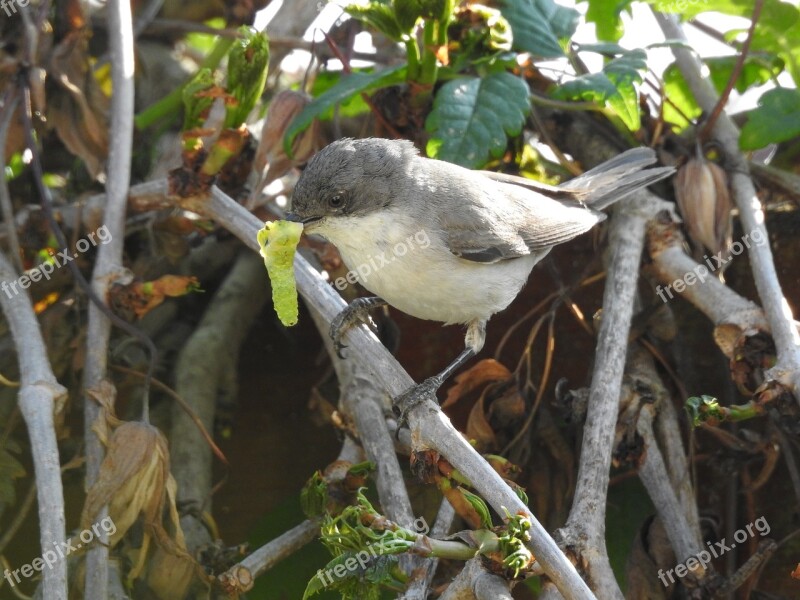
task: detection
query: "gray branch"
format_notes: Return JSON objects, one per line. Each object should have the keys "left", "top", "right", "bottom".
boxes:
{"left": 653, "top": 11, "right": 800, "bottom": 401}
{"left": 172, "top": 185, "right": 594, "bottom": 599}
{"left": 0, "top": 251, "right": 68, "bottom": 599}
{"left": 83, "top": 1, "right": 136, "bottom": 597}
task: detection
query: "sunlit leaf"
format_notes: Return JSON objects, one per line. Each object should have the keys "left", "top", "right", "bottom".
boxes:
{"left": 285, "top": 65, "right": 407, "bottom": 156}
{"left": 554, "top": 49, "right": 646, "bottom": 131}
{"left": 425, "top": 72, "right": 530, "bottom": 168}
{"left": 499, "top": 0, "right": 579, "bottom": 57}
{"left": 740, "top": 87, "right": 800, "bottom": 150}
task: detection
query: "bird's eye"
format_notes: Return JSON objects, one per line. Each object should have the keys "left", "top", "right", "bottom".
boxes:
{"left": 328, "top": 194, "right": 344, "bottom": 208}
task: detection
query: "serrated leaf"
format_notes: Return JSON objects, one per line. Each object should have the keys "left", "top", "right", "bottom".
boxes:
{"left": 499, "top": 0, "right": 579, "bottom": 57}
{"left": 740, "top": 87, "right": 800, "bottom": 150}
{"left": 285, "top": 65, "right": 407, "bottom": 156}
{"left": 554, "top": 50, "right": 646, "bottom": 131}
{"left": 303, "top": 552, "right": 398, "bottom": 599}
{"left": 425, "top": 72, "right": 530, "bottom": 168}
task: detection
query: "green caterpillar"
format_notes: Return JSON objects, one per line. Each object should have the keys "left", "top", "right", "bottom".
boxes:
{"left": 258, "top": 220, "right": 304, "bottom": 326}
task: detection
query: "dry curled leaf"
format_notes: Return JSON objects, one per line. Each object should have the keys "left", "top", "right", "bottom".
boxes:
{"left": 112, "top": 275, "right": 201, "bottom": 319}
{"left": 442, "top": 358, "right": 512, "bottom": 408}
{"left": 47, "top": 29, "right": 109, "bottom": 179}
{"left": 674, "top": 154, "right": 732, "bottom": 261}
{"left": 250, "top": 90, "right": 322, "bottom": 204}
{"left": 81, "top": 421, "right": 191, "bottom": 587}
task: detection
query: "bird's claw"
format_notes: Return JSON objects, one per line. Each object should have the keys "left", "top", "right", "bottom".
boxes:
{"left": 392, "top": 377, "right": 441, "bottom": 437}
{"left": 329, "top": 298, "right": 382, "bottom": 359}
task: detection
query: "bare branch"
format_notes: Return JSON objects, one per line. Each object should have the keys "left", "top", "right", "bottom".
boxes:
{"left": 175, "top": 185, "right": 594, "bottom": 599}
{"left": 0, "top": 251, "right": 67, "bottom": 599}
{"left": 652, "top": 11, "right": 800, "bottom": 402}
{"left": 83, "top": 2, "right": 136, "bottom": 596}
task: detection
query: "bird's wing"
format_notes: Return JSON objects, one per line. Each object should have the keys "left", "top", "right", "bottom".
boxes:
{"left": 440, "top": 180, "right": 604, "bottom": 264}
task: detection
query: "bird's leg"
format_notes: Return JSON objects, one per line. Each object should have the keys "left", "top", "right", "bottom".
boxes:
{"left": 329, "top": 296, "right": 387, "bottom": 358}
{"left": 393, "top": 319, "right": 486, "bottom": 429}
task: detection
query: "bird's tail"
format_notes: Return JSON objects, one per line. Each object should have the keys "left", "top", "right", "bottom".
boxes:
{"left": 563, "top": 148, "right": 674, "bottom": 211}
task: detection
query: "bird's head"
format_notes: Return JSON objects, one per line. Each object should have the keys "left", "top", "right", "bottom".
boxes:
{"left": 286, "top": 137, "right": 418, "bottom": 232}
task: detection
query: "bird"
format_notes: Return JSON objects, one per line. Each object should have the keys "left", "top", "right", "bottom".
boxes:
{"left": 286, "top": 137, "right": 673, "bottom": 414}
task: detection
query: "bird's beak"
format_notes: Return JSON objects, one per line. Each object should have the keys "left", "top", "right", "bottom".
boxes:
{"left": 285, "top": 212, "right": 321, "bottom": 225}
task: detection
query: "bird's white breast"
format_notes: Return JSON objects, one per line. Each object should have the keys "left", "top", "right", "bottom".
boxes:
{"left": 312, "top": 210, "right": 543, "bottom": 325}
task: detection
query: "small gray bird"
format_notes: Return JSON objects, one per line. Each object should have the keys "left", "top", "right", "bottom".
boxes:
{"left": 287, "top": 138, "right": 673, "bottom": 409}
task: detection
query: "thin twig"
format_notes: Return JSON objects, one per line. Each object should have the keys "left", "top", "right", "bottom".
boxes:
{"left": 0, "top": 88, "right": 23, "bottom": 274}
{"left": 700, "top": 0, "right": 765, "bottom": 140}
{"left": 83, "top": 1, "right": 136, "bottom": 597}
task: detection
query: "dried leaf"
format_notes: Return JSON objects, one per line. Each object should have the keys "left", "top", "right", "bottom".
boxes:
{"left": 251, "top": 90, "right": 322, "bottom": 203}
{"left": 81, "top": 421, "right": 192, "bottom": 587}
{"left": 674, "top": 155, "right": 732, "bottom": 259}
{"left": 47, "top": 30, "right": 109, "bottom": 179}
{"left": 466, "top": 392, "right": 498, "bottom": 451}
{"left": 442, "top": 358, "right": 512, "bottom": 408}
{"left": 113, "top": 275, "right": 201, "bottom": 319}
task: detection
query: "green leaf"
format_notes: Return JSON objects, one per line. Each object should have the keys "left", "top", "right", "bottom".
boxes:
{"left": 708, "top": 53, "right": 784, "bottom": 93}
{"left": 662, "top": 54, "right": 785, "bottom": 131}
{"left": 740, "top": 87, "right": 800, "bottom": 150}
{"left": 648, "top": 0, "right": 797, "bottom": 23}
{"left": 499, "top": 0, "right": 579, "bottom": 57}
{"left": 182, "top": 68, "right": 216, "bottom": 131}
{"left": 285, "top": 65, "right": 407, "bottom": 156}
{"left": 425, "top": 72, "right": 530, "bottom": 168}
{"left": 554, "top": 49, "right": 646, "bottom": 131}
{"left": 582, "top": 0, "right": 628, "bottom": 42}
{"left": 225, "top": 27, "right": 270, "bottom": 128}
{"left": 346, "top": 1, "right": 406, "bottom": 41}
{"left": 459, "top": 488, "right": 493, "bottom": 529}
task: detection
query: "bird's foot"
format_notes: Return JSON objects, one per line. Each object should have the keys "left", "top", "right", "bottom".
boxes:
{"left": 392, "top": 376, "right": 442, "bottom": 435}
{"left": 329, "top": 297, "right": 385, "bottom": 358}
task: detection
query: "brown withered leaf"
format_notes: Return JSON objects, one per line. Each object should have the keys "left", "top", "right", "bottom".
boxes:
{"left": 112, "top": 275, "right": 201, "bottom": 320}
{"left": 250, "top": 90, "right": 322, "bottom": 205}
{"left": 81, "top": 421, "right": 192, "bottom": 587}
{"left": 47, "top": 30, "right": 109, "bottom": 179}
{"left": 442, "top": 358, "right": 512, "bottom": 408}
{"left": 86, "top": 379, "right": 124, "bottom": 445}
{"left": 466, "top": 390, "right": 498, "bottom": 451}
{"left": 792, "top": 563, "right": 800, "bottom": 579}
{"left": 674, "top": 154, "right": 732, "bottom": 261}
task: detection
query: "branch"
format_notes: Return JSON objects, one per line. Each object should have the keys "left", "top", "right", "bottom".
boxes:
{"left": 0, "top": 251, "right": 67, "bottom": 599}
{"left": 646, "top": 215, "right": 769, "bottom": 357}
{"left": 555, "top": 190, "right": 664, "bottom": 599}
{"left": 83, "top": 2, "right": 136, "bottom": 596}
{"left": 217, "top": 439, "right": 363, "bottom": 593}
{"left": 174, "top": 185, "right": 594, "bottom": 599}
{"left": 652, "top": 11, "right": 800, "bottom": 403}
{"left": 439, "top": 556, "right": 514, "bottom": 600}
{"left": 170, "top": 251, "right": 268, "bottom": 552}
